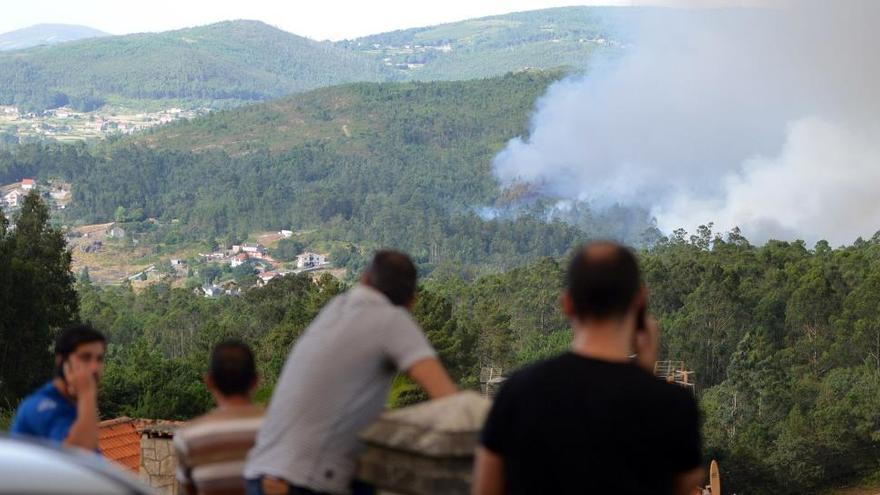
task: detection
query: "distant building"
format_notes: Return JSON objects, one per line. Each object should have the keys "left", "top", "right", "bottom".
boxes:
{"left": 202, "top": 285, "right": 223, "bottom": 298}
{"left": 49, "top": 188, "right": 68, "bottom": 201}
{"left": 296, "top": 252, "right": 327, "bottom": 269}
{"left": 242, "top": 243, "right": 267, "bottom": 255}
{"left": 242, "top": 243, "right": 268, "bottom": 260}
{"left": 280, "top": 230, "right": 293, "bottom": 238}
{"left": 20, "top": 179, "right": 35, "bottom": 191}
{"left": 107, "top": 225, "right": 126, "bottom": 239}
{"left": 257, "top": 272, "right": 279, "bottom": 286}
{"left": 230, "top": 253, "right": 249, "bottom": 268}
{"left": 170, "top": 259, "right": 185, "bottom": 266}
{"left": 2, "top": 189, "right": 23, "bottom": 208}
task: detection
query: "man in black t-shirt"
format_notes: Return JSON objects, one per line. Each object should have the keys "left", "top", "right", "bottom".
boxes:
{"left": 473, "top": 242, "right": 704, "bottom": 495}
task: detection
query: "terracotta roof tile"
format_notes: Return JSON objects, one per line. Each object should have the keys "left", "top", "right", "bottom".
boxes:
{"left": 98, "top": 417, "right": 154, "bottom": 473}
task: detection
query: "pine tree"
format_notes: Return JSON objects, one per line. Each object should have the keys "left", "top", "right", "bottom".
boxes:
{"left": 0, "top": 191, "right": 79, "bottom": 405}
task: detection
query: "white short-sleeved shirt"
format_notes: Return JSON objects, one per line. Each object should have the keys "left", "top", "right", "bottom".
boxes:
{"left": 244, "top": 284, "right": 436, "bottom": 494}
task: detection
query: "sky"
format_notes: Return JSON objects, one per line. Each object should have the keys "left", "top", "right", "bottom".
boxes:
{"left": 0, "top": 0, "right": 769, "bottom": 41}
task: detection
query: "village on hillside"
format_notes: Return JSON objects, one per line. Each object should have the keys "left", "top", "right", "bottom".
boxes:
{"left": 194, "top": 236, "right": 332, "bottom": 297}
{"left": 1, "top": 177, "right": 71, "bottom": 216}
{"left": 65, "top": 220, "right": 336, "bottom": 296}
{"left": 2, "top": 177, "right": 338, "bottom": 294}
{"left": 0, "top": 104, "right": 207, "bottom": 143}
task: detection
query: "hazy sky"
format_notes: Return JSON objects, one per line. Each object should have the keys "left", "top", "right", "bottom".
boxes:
{"left": 0, "top": 0, "right": 769, "bottom": 40}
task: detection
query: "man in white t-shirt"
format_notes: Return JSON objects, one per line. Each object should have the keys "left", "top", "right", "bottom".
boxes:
{"left": 245, "top": 250, "right": 457, "bottom": 495}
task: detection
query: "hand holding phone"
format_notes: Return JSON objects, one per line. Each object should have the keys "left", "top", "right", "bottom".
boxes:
{"left": 632, "top": 311, "right": 660, "bottom": 374}
{"left": 636, "top": 304, "right": 647, "bottom": 332}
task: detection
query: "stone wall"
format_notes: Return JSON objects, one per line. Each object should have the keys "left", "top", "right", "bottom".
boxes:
{"left": 358, "top": 392, "right": 490, "bottom": 495}
{"left": 140, "top": 434, "right": 179, "bottom": 495}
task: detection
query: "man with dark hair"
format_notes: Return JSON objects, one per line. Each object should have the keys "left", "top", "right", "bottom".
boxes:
{"left": 473, "top": 242, "right": 704, "bottom": 495}
{"left": 11, "top": 324, "right": 106, "bottom": 450}
{"left": 175, "top": 340, "right": 264, "bottom": 495}
{"left": 245, "top": 250, "right": 457, "bottom": 495}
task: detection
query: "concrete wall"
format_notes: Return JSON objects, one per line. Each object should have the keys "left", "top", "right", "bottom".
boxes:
{"left": 140, "top": 435, "right": 179, "bottom": 495}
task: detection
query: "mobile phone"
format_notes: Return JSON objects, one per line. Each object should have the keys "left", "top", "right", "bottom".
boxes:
{"left": 55, "top": 358, "right": 67, "bottom": 381}
{"left": 636, "top": 303, "right": 647, "bottom": 332}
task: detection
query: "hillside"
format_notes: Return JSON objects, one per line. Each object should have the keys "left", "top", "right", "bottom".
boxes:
{"left": 340, "top": 7, "right": 627, "bottom": 80}
{"left": 1, "top": 72, "right": 657, "bottom": 271}
{"left": 134, "top": 69, "right": 559, "bottom": 155}
{"left": 0, "top": 7, "right": 632, "bottom": 115}
{"left": 0, "top": 24, "right": 108, "bottom": 51}
{"left": 0, "top": 20, "right": 388, "bottom": 112}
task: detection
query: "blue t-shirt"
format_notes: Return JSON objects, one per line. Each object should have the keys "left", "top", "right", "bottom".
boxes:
{"left": 10, "top": 381, "right": 77, "bottom": 443}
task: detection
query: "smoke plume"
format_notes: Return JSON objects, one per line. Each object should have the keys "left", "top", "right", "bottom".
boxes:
{"left": 493, "top": 1, "right": 880, "bottom": 245}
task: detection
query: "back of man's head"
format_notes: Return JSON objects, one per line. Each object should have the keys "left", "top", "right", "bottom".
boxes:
{"left": 566, "top": 242, "right": 642, "bottom": 321}
{"left": 54, "top": 324, "right": 106, "bottom": 377}
{"left": 209, "top": 340, "right": 256, "bottom": 397}
{"left": 363, "top": 250, "right": 418, "bottom": 306}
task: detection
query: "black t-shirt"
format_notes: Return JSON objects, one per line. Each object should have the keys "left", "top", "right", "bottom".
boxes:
{"left": 481, "top": 352, "right": 702, "bottom": 495}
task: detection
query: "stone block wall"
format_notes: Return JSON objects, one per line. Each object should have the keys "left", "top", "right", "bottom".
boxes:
{"left": 140, "top": 434, "right": 179, "bottom": 495}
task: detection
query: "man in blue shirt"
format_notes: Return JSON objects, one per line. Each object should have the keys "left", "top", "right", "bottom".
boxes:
{"left": 11, "top": 324, "right": 106, "bottom": 450}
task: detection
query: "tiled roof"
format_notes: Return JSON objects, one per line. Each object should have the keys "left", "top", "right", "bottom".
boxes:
{"left": 98, "top": 417, "right": 150, "bottom": 473}
{"left": 99, "top": 417, "right": 185, "bottom": 471}
{"left": 139, "top": 420, "right": 183, "bottom": 438}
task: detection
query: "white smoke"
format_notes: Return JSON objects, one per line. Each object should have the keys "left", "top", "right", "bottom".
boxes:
{"left": 493, "top": 1, "right": 880, "bottom": 245}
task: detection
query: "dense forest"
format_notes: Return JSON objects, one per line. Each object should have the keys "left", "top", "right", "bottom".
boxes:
{"left": 0, "top": 73, "right": 658, "bottom": 272}
{"left": 4, "top": 193, "right": 880, "bottom": 494}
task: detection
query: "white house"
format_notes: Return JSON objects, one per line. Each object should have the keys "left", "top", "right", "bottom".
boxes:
{"left": 242, "top": 243, "right": 267, "bottom": 255}
{"left": 202, "top": 285, "right": 223, "bottom": 298}
{"left": 296, "top": 252, "right": 327, "bottom": 269}
{"left": 3, "top": 189, "right": 23, "bottom": 208}
{"left": 279, "top": 230, "right": 293, "bottom": 238}
{"left": 20, "top": 179, "right": 35, "bottom": 191}
{"left": 257, "top": 271, "right": 280, "bottom": 286}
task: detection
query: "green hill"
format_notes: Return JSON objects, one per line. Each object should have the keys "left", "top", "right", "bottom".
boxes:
{"left": 134, "top": 68, "right": 559, "bottom": 155}
{"left": 340, "top": 7, "right": 627, "bottom": 80}
{"left": 0, "top": 7, "right": 633, "bottom": 114}
{"left": 0, "top": 20, "right": 388, "bottom": 112}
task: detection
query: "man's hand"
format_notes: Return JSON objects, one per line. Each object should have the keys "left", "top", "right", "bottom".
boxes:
{"left": 62, "top": 359, "right": 99, "bottom": 450}
{"left": 472, "top": 447, "right": 505, "bottom": 495}
{"left": 64, "top": 359, "right": 97, "bottom": 400}
{"left": 633, "top": 316, "right": 660, "bottom": 374}
{"left": 674, "top": 467, "right": 706, "bottom": 495}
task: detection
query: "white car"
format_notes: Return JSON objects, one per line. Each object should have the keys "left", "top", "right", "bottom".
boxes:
{"left": 0, "top": 436, "right": 151, "bottom": 494}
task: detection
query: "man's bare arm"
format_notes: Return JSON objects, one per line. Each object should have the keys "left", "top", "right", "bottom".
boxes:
{"left": 674, "top": 467, "right": 705, "bottom": 495}
{"left": 472, "top": 446, "right": 505, "bottom": 495}
{"left": 64, "top": 391, "right": 99, "bottom": 450}
{"left": 406, "top": 357, "right": 457, "bottom": 399}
